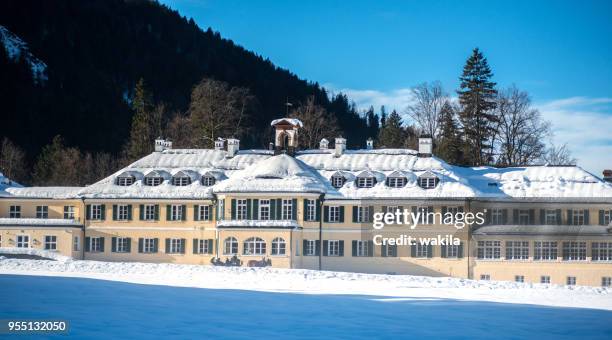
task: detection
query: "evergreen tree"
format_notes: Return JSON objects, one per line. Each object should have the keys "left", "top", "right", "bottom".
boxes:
{"left": 377, "top": 110, "right": 405, "bottom": 148}
{"left": 380, "top": 105, "right": 387, "bottom": 126}
{"left": 32, "top": 135, "right": 82, "bottom": 186}
{"left": 457, "top": 48, "right": 498, "bottom": 165}
{"left": 124, "top": 78, "right": 157, "bottom": 162}
{"left": 365, "top": 106, "right": 380, "bottom": 140}
{"left": 435, "top": 102, "right": 463, "bottom": 165}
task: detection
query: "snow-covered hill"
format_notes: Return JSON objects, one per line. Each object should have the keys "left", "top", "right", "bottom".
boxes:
{"left": 0, "top": 25, "right": 48, "bottom": 83}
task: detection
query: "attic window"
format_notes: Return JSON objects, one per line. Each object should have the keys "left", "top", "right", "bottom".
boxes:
{"left": 144, "top": 176, "right": 163, "bottom": 186}
{"left": 331, "top": 175, "right": 346, "bottom": 188}
{"left": 172, "top": 176, "right": 191, "bottom": 186}
{"left": 201, "top": 176, "right": 215, "bottom": 186}
{"left": 488, "top": 182, "right": 498, "bottom": 187}
{"left": 386, "top": 177, "right": 407, "bottom": 188}
{"left": 418, "top": 176, "right": 439, "bottom": 189}
{"left": 356, "top": 177, "right": 375, "bottom": 188}
{"left": 116, "top": 175, "right": 135, "bottom": 186}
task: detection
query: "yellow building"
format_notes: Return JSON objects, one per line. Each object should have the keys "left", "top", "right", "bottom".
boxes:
{"left": 1, "top": 118, "right": 611, "bottom": 287}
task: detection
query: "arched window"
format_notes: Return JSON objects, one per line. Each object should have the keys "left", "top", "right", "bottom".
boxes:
{"left": 271, "top": 237, "right": 286, "bottom": 255}
{"left": 224, "top": 237, "right": 238, "bottom": 255}
{"left": 243, "top": 237, "right": 266, "bottom": 255}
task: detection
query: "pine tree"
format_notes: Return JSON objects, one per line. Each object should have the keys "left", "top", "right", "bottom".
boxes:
{"left": 436, "top": 102, "right": 463, "bottom": 165}
{"left": 380, "top": 105, "right": 387, "bottom": 126}
{"left": 377, "top": 110, "right": 405, "bottom": 148}
{"left": 457, "top": 48, "right": 498, "bottom": 166}
{"left": 365, "top": 106, "right": 380, "bottom": 140}
{"left": 124, "top": 78, "right": 156, "bottom": 162}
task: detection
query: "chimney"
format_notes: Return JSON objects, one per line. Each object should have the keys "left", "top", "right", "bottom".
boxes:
{"left": 366, "top": 138, "right": 374, "bottom": 150}
{"left": 155, "top": 138, "right": 172, "bottom": 152}
{"left": 604, "top": 169, "right": 612, "bottom": 183}
{"left": 214, "top": 138, "right": 225, "bottom": 151}
{"left": 319, "top": 138, "right": 329, "bottom": 150}
{"left": 334, "top": 137, "right": 346, "bottom": 157}
{"left": 418, "top": 135, "right": 433, "bottom": 157}
{"left": 269, "top": 142, "right": 274, "bottom": 151}
{"left": 227, "top": 138, "right": 240, "bottom": 158}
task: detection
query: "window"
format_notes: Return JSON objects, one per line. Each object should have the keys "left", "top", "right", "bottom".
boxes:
{"left": 540, "top": 276, "right": 551, "bottom": 284}
{"left": 143, "top": 238, "right": 156, "bottom": 253}
{"left": 305, "top": 199, "right": 316, "bottom": 221}
{"left": 534, "top": 241, "right": 558, "bottom": 260}
{"left": 198, "top": 205, "right": 211, "bottom": 221}
{"left": 282, "top": 199, "right": 293, "bottom": 220}
{"left": 491, "top": 209, "right": 504, "bottom": 224}
{"left": 355, "top": 240, "right": 369, "bottom": 257}
{"left": 517, "top": 209, "right": 530, "bottom": 225}
{"left": 117, "top": 205, "right": 129, "bottom": 221}
{"left": 592, "top": 242, "right": 612, "bottom": 261}
{"left": 236, "top": 199, "right": 247, "bottom": 220}
{"left": 90, "top": 204, "right": 103, "bottom": 220}
{"left": 259, "top": 200, "right": 270, "bottom": 220}
{"left": 416, "top": 206, "right": 434, "bottom": 225}
{"left": 386, "top": 206, "right": 399, "bottom": 214}
{"left": 480, "top": 274, "right": 490, "bottom": 281}
{"left": 566, "top": 276, "right": 576, "bottom": 286}
{"left": 73, "top": 236, "right": 80, "bottom": 251}
{"left": 603, "top": 210, "right": 612, "bottom": 226}
{"left": 223, "top": 237, "right": 238, "bottom": 255}
{"left": 114, "top": 237, "right": 130, "bottom": 253}
{"left": 116, "top": 176, "right": 135, "bottom": 186}
{"left": 243, "top": 237, "right": 266, "bottom": 255}
{"left": 415, "top": 243, "right": 429, "bottom": 258}
{"left": 331, "top": 175, "right": 345, "bottom": 188}
{"left": 144, "top": 176, "right": 163, "bottom": 186}
{"left": 167, "top": 238, "right": 184, "bottom": 254}
{"left": 544, "top": 209, "right": 558, "bottom": 225}
{"left": 16, "top": 235, "right": 29, "bottom": 248}
{"left": 0, "top": 235, "right": 2, "bottom": 247}
{"left": 418, "top": 176, "right": 438, "bottom": 189}
{"left": 198, "top": 239, "right": 210, "bottom": 254}
{"left": 304, "top": 240, "right": 317, "bottom": 256}
{"left": 477, "top": 241, "right": 501, "bottom": 260}
{"left": 170, "top": 205, "right": 184, "bottom": 221}
{"left": 89, "top": 237, "right": 102, "bottom": 252}
{"left": 64, "top": 206, "right": 76, "bottom": 219}
{"left": 602, "top": 277, "right": 612, "bottom": 287}
{"left": 328, "top": 206, "right": 340, "bottom": 222}
{"left": 506, "top": 241, "right": 529, "bottom": 260}
{"left": 172, "top": 176, "right": 191, "bottom": 186}
{"left": 387, "top": 177, "right": 407, "bottom": 188}
{"left": 515, "top": 275, "right": 524, "bottom": 283}
{"left": 271, "top": 237, "right": 286, "bottom": 256}
{"left": 562, "top": 241, "right": 586, "bottom": 261}
{"left": 9, "top": 205, "right": 21, "bottom": 218}
{"left": 356, "top": 206, "right": 371, "bottom": 223}
{"left": 44, "top": 236, "right": 57, "bottom": 250}
{"left": 446, "top": 244, "right": 460, "bottom": 258}
{"left": 201, "top": 176, "right": 215, "bottom": 186}
{"left": 218, "top": 200, "right": 225, "bottom": 220}
{"left": 571, "top": 209, "right": 585, "bottom": 225}
{"left": 327, "top": 240, "right": 340, "bottom": 256}
{"left": 36, "top": 206, "right": 48, "bottom": 219}
{"left": 143, "top": 204, "right": 156, "bottom": 221}
{"left": 356, "top": 177, "right": 375, "bottom": 188}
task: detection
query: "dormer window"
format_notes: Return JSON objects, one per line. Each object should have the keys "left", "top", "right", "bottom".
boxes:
{"left": 331, "top": 175, "right": 346, "bottom": 188}
{"left": 356, "top": 177, "right": 375, "bottom": 188}
{"left": 144, "top": 176, "right": 163, "bottom": 186}
{"left": 172, "top": 175, "right": 191, "bottom": 186}
{"left": 116, "top": 174, "right": 135, "bottom": 186}
{"left": 418, "top": 172, "right": 439, "bottom": 189}
{"left": 387, "top": 177, "right": 407, "bottom": 188}
{"left": 201, "top": 175, "right": 215, "bottom": 186}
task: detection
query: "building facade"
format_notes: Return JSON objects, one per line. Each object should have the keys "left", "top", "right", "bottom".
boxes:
{"left": 1, "top": 118, "right": 611, "bottom": 287}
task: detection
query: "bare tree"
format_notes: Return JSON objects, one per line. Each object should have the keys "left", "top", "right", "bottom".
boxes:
{"left": 164, "top": 112, "right": 193, "bottom": 149}
{"left": 494, "top": 86, "right": 551, "bottom": 166}
{"left": 289, "top": 96, "right": 340, "bottom": 149}
{"left": 541, "top": 142, "right": 576, "bottom": 165}
{"left": 189, "top": 78, "right": 254, "bottom": 148}
{"left": 0, "top": 137, "right": 27, "bottom": 183}
{"left": 405, "top": 81, "right": 447, "bottom": 139}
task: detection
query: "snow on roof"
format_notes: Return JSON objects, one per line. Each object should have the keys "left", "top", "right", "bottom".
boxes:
{"left": 474, "top": 224, "right": 612, "bottom": 236}
{"left": 6, "top": 186, "right": 82, "bottom": 199}
{"left": 0, "top": 218, "right": 82, "bottom": 226}
{"left": 0, "top": 172, "right": 22, "bottom": 197}
{"left": 296, "top": 149, "right": 439, "bottom": 172}
{"left": 270, "top": 118, "right": 303, "bottom": 127}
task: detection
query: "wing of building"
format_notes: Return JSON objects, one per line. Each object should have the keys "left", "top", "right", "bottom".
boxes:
{"left": 1, "top": 118, "right": 612, "bottom": 287}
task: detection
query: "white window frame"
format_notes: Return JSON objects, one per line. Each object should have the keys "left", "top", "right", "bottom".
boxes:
{"left": 415, "top": 243, "right": 429, "bottom": 258}
{"left": 356, "top": 177, "right": 375, "bottom": 188}
{"left": 356, "top": 240, "right": 369, "bottom": 257}
{"left": 592, "top": 242, "right": 612, "bottom": 261}
{"left": 243, "top": 237, "right": 266, "bottom": 256}
{"left": 170, "top": 205, "right": 183, "bottom": 221}
{"left": 562, "top": 241, "right": 586, "bottom": 261}
{"left": 117, "top": 204, "right": 129, "bottom": 221}
{"left": 446, "top": 244, "right": 459, "bottom": 258}
{"left": 305, "top": 240, "right": 316, "bottom": 256}
{"left": 143, "top": 238, "right": 156, "bottom": 253}
{"left": 9, "top": 205, "right": 21, "bottom": 218}
{"left": 544, "top": 209, "right": 557, "bottom": 225}
{"left": 328, "top": 206, "right": 340, "bottom": 223}
{"left": 224, "top": 237, "right": 238, "bottom": 255}
{"left": 534, "top": 241, "right": 558, "bottom": 261}
{"left": 328, "top": 240, "right": 340, "bottom": 256}
{"left": 357, "top": 206, "right": 370, "bottom": 223}
{"left": 505, "top": 241, "right": 529, "bottom": 260}
{"left": 117, "top": 176, "right": 135, "bottom": 186}
{"left": 198, "top": 239, "right": 210, "bottom": 254}
{"left": 387, "top": 177, "right": 406, "bottom": 188}
{"left": 517, "top": 209, "right": 530, "bottom": 225}
{"left": 36, "top": 206, "right": 49, "bottom": 219}
{"left": 491, "top": 208, "right": 504, "bottom": 224}
{"left": 169, "top": 238, "right": 183, "bottom": 254}
{"left": 90, "top": 237, "right": 102, "bottom": 252}
{"left": 73, "top": 236, "right": 80, "bottom": 251}
{"left": 571, "top": 209, "right": 585, "bottom": 225}
{"left": 282, "top": 199, "right": 293, "bottom": 220}
{"left": 477, "top": 240, "right": 501, "bottom": 260}
{"left": 418, "top": 176, "right": 437, "bottom": 189}
{"left": 198, "top": 205, "right": 210, "bottom": 221}
{"left": 305, "top": 199, "right": 316, "bottom": 221}
{"left": 271, "top": 237, "right": 286, "bottom": 256}
{"left": 16, "top": 235, "right": 29, "bottom": 248}
{"left": 44, "top": 235, "right": 57, "bottom": 250}
{"left": 201, "top": 176, "right": 215, "bottom": 186}
{"left": 144, "top": 176, "right": 163, "bottom": 186}
{"left": 331, "top": 175, "right": 344, "bottom": 188}
{"left": 236, "top": 199, "right": 247, "bottom": 220}
{"left": 144, "top": 204, "right": 156, "bottom": 221}
{"left": 604, "top": 210, "right": 612, "bottom": 226}
{"left": 259, "top": 199, "right": 270, "bottom": 220}
{"left": 90, "top": 204, "right": 102, "bottom": 220}
{"left": 172, "top": 176, "right": 191, "bottom": 186}
{"left": 115, "top": 237, "right": 129, "bottom": 253}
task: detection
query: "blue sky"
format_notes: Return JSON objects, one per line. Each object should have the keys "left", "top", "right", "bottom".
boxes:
{"left": 160, "top": 0, "right": 611, "bottom": 175}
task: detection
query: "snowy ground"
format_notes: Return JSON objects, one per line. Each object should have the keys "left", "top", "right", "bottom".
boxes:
{"left": 1, "top": 248, "right": 611, "bottom": 311}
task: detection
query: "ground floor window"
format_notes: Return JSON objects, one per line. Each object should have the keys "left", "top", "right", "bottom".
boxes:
{"left": 415, "top": 243, "right": 429, "bottom": 258}
{"left": 534, "top": 241, "right": 557, "bottom": 260}
{"left": 224, "top": 237, "right": 238, "bottom": 255}
{"left": 243, "top": 237, "right": 266, "bottom": 255}
{"left": 602, "top": 277, "right": 612, "bottom": 287}
{"left": 44, "top": 235, "right": 57, "bottom": 250}
{"left": 271, "top": 237, "right": 286, "bottom": 256}
{"left": 445, "top": 244, "right": 460, "bottom": 258}
{"left": 515, "top": 275, "right": 524, "bottom": 283}
{"left": 480, "top": 274, "right": 490, "bottom": 280}
{"left": 477, "top": 241, "right": 500, "bottom": 259}
{"left": 166, "top": 238, "right": 185, "bottom": 254}
{"left": 353, "top": 240, "right": 370, "bottom": 257}
{"left": 506, "top": 241, "right": 529, "bottom": 260}
{"left": 16, "top": 235, "right": 29, "bottom": 248}
{"left": 73, "top": 236, "right": 80, "bottom": 251}
{"left": 89, "top": 237, "right": 103, "bottom": 252}
{"left": 197, "top": 239, "right": 211, "bottom": 254}
{"left": 540, "top": 276, "right": 550, "bottom": 284}
{"left": 592, "top": 242, "right": 612, "bottom": 261}
{"left": 113, "top": 237, "right": 130, "bottom": 253}
{"left": 562, "top": 242, "right": 586, "bottom": 261}
{"left": 566, "top": 276, "right": 577, "bottom": 286}
{"left": 327, "top": 240, "right": 340, "bottom": 256}
{"left": 141, "top": 238, "right": 157, "bottom": 253}
{"left": 304, "top": 240, "right": 317, "bottom": 256}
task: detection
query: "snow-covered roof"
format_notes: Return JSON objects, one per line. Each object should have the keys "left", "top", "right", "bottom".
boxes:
{"left": 6, "top": 187, "right": 82, "bottom": 199}
{"left": 270, "top": 118, "right": 303, "bottom": 127}
{"left": 473, "top": 224, "right": 612, "bottom": 236}
{"left": 0, "top": 172, "right": 22, "bottom": 197}
{"left": 0, "top": 218, "right": 82, "bottom": 227}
